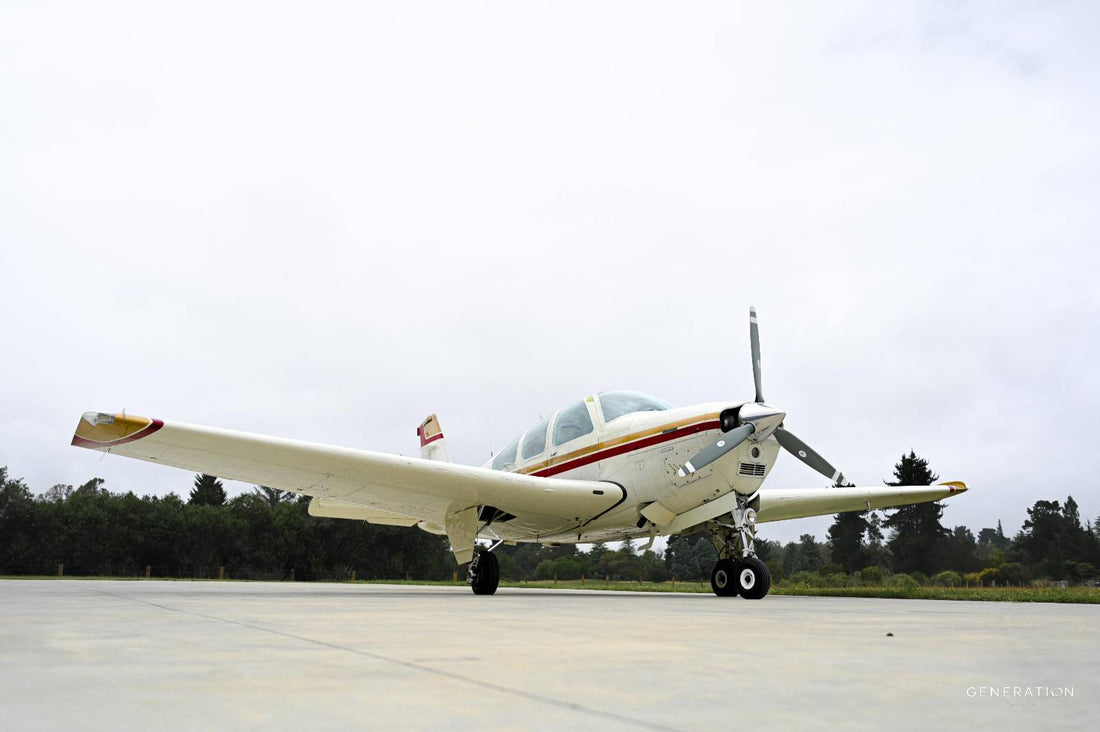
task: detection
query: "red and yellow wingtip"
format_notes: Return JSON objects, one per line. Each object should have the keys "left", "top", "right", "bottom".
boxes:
{"left": 939, "top": 481, "right": 968, "bottom": 494}
{"left": 71, "top": 411, "right": 163, "bottom": 449}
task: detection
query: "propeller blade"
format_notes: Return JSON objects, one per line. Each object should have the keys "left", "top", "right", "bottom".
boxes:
{"left": 749, "top": 306, "right": 763, "bottom": 403}
{"left": 678, "top": 423, "right": 755, "bottom": 477}
{"left": 774, "top": 426, "right": 845, "bottom": 484}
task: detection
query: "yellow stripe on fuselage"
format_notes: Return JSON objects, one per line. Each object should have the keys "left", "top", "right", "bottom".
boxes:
{"left": 515, "top": 412, "right": 721, "bottom": 475}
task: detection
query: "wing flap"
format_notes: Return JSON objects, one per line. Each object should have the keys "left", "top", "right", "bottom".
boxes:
{"left": 307, "top": 497, "right": 419, "bottom": 526}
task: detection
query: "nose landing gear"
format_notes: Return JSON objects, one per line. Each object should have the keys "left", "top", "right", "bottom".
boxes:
{"left": 708, "top": 492, "right": 771, "bottom": 599}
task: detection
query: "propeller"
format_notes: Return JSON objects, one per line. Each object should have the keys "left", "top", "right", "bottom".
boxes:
{"left": 750, "top": 306, "right": 763, "bottom": 404}
{"left": 773, "top": 426, "right": 845, "bottom": 485}
{"left": 676, "top": 307, "right": 846, "bottom": 485}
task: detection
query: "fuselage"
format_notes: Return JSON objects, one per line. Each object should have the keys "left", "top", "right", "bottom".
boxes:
{"left": 475, "top": 391, "right": 780, "bottom": 544}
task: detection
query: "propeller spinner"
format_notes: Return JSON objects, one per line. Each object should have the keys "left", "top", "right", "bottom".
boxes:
{"left": 677, "top": 307, "right": 847, "bottom": 485}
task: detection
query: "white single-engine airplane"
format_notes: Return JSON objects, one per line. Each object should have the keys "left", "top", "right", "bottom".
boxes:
{"left": 71, "top": 308, "right": 966, "bottom": 598}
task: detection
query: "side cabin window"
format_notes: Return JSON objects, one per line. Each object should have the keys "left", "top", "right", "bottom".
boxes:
{"left": 598, "top": 391, "right": 673, "bottom": 424}
{"left": 521, "top": 417, "right": 550, "bottom": 460}
{"left": 492, "top": 436, "right": 520, "bottom": 470}
{"left": 552, "top": 399, "right": 594, "bottom": 447}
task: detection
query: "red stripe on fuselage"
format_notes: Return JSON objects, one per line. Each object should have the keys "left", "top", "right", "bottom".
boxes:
{"left": 530, "top": 420, "right": 721, "bottom": 477}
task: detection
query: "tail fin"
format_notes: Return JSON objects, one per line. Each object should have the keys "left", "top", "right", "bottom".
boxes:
{"left": 417, "top": 414, "right": 451, "bottom": 462}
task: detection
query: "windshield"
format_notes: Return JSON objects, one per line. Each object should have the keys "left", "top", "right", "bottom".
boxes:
{"left": 598, "top": 391, "right": 673, "bottom": 424}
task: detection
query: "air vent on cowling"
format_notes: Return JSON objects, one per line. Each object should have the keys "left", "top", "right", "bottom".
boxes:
{"left": 739, "top": 462, "right": 766, "bottom": 477}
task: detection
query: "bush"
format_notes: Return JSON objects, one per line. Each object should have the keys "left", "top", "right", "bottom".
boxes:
{"left": 963, "top": 572, "right": 982, "bottom": 587}
{"left": 889, "top": 573, "right": 919, "bottom": 590}
{"left": 998, "top": 562, "right": 1029, "bottom": 586}
{"left": 1066, "top": 562, "right": 1097, "bottom": 584}
{"left": 932, "top": 571, "right": 962, "bottom": 587}
{"left": 910, "top": 571, "right": 929, "bottom": 587}
{"left": 826, "top": 572, "right": 851, "bottom": 587}
{"left": 977, "top": 567, "right": 999, "bottom": 587}
{"left": 786, "top": 570, "right": 825, "bottom": 587}
{"left": 859, "top": 566, "right": 886, "bottom": 586}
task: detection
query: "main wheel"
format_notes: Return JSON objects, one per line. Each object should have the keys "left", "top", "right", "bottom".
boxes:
{"left": 710, "top": 558, "right": 740, "bottom": 597}
{"left": 469, "top": 551, "right": 500, "bottom": 595}
{"left": 737, "top": 556, "right": 771, "bottom": 599}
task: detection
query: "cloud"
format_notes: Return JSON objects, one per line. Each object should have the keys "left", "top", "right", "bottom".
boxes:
{"left": 2, "top": 2, "right": 1098, "bottom": 544}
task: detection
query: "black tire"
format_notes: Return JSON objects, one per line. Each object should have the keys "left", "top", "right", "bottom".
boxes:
{"left": 470, "top": 551, "right": 500, "bottom": 595}
{"left": 710, "top": 558, "right": 740, "bottom": 597}
{"left": 737, "top": 556, "right": 771, "bottom": 599}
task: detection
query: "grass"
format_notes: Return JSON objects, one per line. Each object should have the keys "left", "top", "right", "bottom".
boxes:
{"left": 5, "top": 575, "right": 1099, "bottom": 603}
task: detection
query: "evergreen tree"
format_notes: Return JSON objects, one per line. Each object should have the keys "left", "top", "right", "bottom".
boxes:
{"left": 253, "top": 485, "right": 294, "bottom": 506}
{"left": 827, "top": 479, "right": 870, "bottom": 572}
{"left": 865, "top": 511, "right": 889, "bottom": 567}
{"left": 828, "top": 511, "right": 869, "bottom": 572}
{"left": 1014, "top": 496, "right": 1093, "bottom": 580}
{"left": 882, "top": 451, "right": 948, "bottom": 574}
{"left": 75, "top": 477, "right": 106, "bottom": 495}
{"left": 189, "top": 474, "right": 227, "bottom": 506}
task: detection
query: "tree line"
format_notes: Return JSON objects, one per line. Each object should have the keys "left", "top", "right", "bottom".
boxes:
{"left": 2, "top": 452, "right": 1098, "bottom": 586}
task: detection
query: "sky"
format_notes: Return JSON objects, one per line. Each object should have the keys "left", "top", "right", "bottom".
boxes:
{"left": 2, "top": 1, "right": 1098, "bottom": 546}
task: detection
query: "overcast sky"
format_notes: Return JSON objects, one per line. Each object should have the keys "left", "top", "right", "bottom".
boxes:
{"left": 2, "top": 1, "right": 1098, "bottom": 545}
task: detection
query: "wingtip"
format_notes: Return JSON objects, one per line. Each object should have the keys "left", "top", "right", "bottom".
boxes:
{"left": 939, "top": 480, "right": 968, "bottom": 494}
{"left": 72, "top": 411, "right": 163, "bottom": 449}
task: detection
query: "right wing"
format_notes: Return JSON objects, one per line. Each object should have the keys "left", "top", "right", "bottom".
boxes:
{"left": 755, "top": 482, "right": 968, "bottom": 523}
{"left": 661, "top": 482, "right": 967, "bottom": 534}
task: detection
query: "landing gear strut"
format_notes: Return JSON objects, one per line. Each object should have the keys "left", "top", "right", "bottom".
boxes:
{"left": 467, "top": 549, "right": 500, "bottom": 595}
{"left": 709, "top": 492, "right": 771, "bottom": 599}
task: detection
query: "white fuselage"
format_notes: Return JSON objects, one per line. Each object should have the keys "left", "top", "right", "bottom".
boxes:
{"left": 476, "top": 396, "right": 780, "bottom": 544}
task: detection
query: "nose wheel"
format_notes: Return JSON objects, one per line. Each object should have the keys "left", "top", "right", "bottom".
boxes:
{"left": 710, "top": 556, "right": 771, "bottom": 599}
{"left": 708, "top": 491, "right": 771, "bottom": 599}
{"left": 733, "top": 556, "right": 770, "bottom": 599}
{"left": 711, "top": 559, "right": 739, "bottom": 596}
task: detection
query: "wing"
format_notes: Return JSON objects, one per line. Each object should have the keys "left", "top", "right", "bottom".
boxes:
{"left": 660, "top": 482, "right": 967, "bottom": 534}
{"left": 70, "top": 412, "right": 623, "bottom": 537}
{"left": 755, "top": 483, "right": 968, "bottom": 523}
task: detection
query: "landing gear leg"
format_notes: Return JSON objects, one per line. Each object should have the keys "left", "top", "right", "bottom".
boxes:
{"left": 467, "top": 548, "right": 500, "bottom": 595}
{"left": 708, "top": 493, "right": 771, "bottom": 599}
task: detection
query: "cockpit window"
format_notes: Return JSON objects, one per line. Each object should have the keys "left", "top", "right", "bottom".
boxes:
{"left": 552, "top": 400, "right": 594, "bottom": 447}
{"left": 491, "top": 436, "right": 520, "bottom": 470}
{"left": 598, "top": 391, "right": 673, "bottom": 424}
{"left": 521, "top": 417, "right": 550, "bottom": 460}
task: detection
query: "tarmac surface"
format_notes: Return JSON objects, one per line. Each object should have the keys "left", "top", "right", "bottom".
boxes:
{"left": 1, "top": 580, "right": 1096, "bottom": 730}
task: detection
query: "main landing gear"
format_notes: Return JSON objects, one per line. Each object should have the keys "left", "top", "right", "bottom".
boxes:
{"left": 467, "top": 549, "right": 500, "bottom": 595}
{"left": 709, "top": 493, "right": 771, "bottom": 599}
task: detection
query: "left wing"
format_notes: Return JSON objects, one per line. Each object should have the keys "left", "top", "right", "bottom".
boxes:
{"left": 70, "top": 412, "right": 623, "bottom": 560}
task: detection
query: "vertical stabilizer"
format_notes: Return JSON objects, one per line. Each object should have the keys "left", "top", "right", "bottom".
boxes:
{"left": 417, "top": 414, "right": 451, "bottom": 462}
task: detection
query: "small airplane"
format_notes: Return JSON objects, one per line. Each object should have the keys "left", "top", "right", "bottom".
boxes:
{"left": 71, "top": 308, "right": 966, "bottom": 598}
